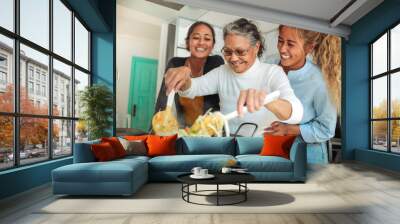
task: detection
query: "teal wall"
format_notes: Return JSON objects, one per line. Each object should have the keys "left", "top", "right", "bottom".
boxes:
{"left": 344, "top": 0, "right": 400, "bottom": 171}
{"left": 69, "top": 0, "right": 116, "bottom": 134}
{"left": 355, "top": 149, "right": 400, "bottom": 172}
{"left": 65, "top": 0, "right": 110, "bottom": 32}
{"left": 0, "top": 158, "right": 72, "bottom": 199}
{"left": 92, "top": 32, "right": 115, "bottom": 134}
{"left": 91, "top": 0, "right": 116, "bottom": 136}
{"left": 0, "top": 0, "right": 116, "bottom": 200}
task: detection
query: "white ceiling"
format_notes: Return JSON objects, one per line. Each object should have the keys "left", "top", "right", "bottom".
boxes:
{"left": 118, "top": 0, "right": 384, "bottom": 38}
{"left": 117, "top": 0, "right": 278, "bottom": 32}
{"left": 118, "top": 0, "right": 179, "bottom": 23}
{"left": 196, "top": 11, "right": 278, "bottom": 33}
{"left": 225, "top": 0, "right": 353, "bottom": 24}
{"left": 168, "top": 0, "right": 384, "bottom": 38}
{"left": 223, "top": 0, "right": 385, "bottom": 26}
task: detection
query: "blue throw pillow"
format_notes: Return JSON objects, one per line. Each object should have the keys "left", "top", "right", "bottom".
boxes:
{"left": 73, "top": 139, "right": 100, "bottom": 163}
{"left": 236, "top": 137, "right": 263, "bottom": 155}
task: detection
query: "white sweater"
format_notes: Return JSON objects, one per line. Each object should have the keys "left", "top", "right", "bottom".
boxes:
{"left": 179, "top": 59, "right": 303, "bottom": 136}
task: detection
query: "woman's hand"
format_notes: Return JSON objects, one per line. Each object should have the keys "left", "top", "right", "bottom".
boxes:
{"left": 237, "top": 89, "right": 292, "bottom": 120}
{"left": 164, "top": 66, "right": 192, "bottom": 95}
{"left": 264, "top": 121, "right": 300, "bottom": 136}
{"left": 237, "top": 89, "right": 267, "bottom": 116}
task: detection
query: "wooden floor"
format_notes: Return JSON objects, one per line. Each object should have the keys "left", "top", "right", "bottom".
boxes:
{"left": 1, "top": 162, "right": 400, "bottom": 224}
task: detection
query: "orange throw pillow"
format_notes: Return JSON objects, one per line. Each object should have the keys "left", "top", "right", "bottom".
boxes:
{"left": 146, "top": 134, "right": 178, "bottom": 157}
{"left": 260, "top": 134, "right": 297, "bottom": 159}
{"left": 101, "top": 137, "right": 127, "bottom": 158}
{"left": 91, "top": 142, "right": 117, "bottom": 161}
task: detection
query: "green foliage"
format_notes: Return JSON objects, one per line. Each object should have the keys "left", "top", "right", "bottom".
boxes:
{"left": 372, "top": 100, "right": 387, "bottom": 138}
{"left": 372, "top": 99, "right": 400, "bottom": 140}
{"left": 79, "top": 84, "right": 113, "bottom": 140}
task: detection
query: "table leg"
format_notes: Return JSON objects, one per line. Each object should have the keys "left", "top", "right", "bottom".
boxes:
{"left": 181, "top": 184, "right": 183, "bottom": 199}
{"left": 245, "top": 183, "right": 247, "bottom": 201}
{"left": 188, "top": 184, "right": 190, "bottom": 202}
{"left": 217, "top": 184, "right": 219, "bottom": 206}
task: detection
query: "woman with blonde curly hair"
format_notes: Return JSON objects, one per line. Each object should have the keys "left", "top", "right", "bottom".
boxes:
{"left": 265, "top": 25, "right": 341, "bottom": 164}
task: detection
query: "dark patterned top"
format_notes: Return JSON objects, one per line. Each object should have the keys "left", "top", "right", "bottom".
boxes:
{"left": 154, "top": 55, "right": 225, "bottom": 128}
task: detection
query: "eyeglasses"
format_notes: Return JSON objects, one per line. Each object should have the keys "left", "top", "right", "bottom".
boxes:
{"left": 221, "top": 47, "right": 251, "bottom": 57}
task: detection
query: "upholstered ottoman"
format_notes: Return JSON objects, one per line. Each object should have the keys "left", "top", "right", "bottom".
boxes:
{"left": 52, "top": 156, "right": 149, "bottom": 196}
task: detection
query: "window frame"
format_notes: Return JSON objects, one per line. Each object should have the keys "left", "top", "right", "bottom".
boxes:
{"left": 0, "top": 70, "right": 7, "bottom": 85}
{"left": 370, "top": 20, "right": 400, "bottom": 154}
{"left": 0, "top": 0, "right": 92, "bottom": 171}
{"left": 0, "top": 53, "right": 7, "bottom": 89}
{"left": 0, "top": 53, "right": 7, "bottom": 68}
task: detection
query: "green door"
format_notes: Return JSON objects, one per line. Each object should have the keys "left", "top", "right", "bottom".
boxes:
{"left": 128, "top": 57, "right": 158, "bottom": 132}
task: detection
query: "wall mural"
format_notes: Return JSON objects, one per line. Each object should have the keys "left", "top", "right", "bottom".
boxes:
{"left": 116, "top": 1, "right": 342, "bottom": 165}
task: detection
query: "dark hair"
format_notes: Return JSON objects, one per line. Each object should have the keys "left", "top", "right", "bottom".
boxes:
{"left": 185, "top": 21, "right": 216, "bottom": 51}
{"left": 223, "top": 18, "right": 265, "bottom": 58}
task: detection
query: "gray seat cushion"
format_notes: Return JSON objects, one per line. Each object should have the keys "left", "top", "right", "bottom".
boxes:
{"left": 236, "top": 155, "right": 293, "bottom": 172}
{"left": 149, "top": 154, "right": 235, "bottom": 172}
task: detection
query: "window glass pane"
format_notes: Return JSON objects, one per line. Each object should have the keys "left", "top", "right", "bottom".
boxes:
{"left": 20, "top": 44, "right": 49, "bottom": 115}
{"left": 20, "top": 0, "right": 49, "bottom": 49}
{"left": 372, "top": 33, "right": 387, "bottom": 76}
{"left": 0, "top": 0, "right": 14, "bottom": 31}
{"left": 74, "top": 69, "right": 89, "bottom": 118}
{"left": 0, "top": 35, "right": 14, "bottom": 112}
{"left": 53, "top": 59, "right": 71, "bottom": 117}
{"left": 53, "top": 119, "right": 72, "bottom": 158}
{"left": 391, "top": 120, "right": 400, "bottom": 153}
{"left": 53, "top": 0, "right": 72, "bottom": 60}
{"left": 176, "top": 18, "right": 193, "bottom": 49}
{"left": 20, "top": 117, "right": 49, "bottom": 165}
{"left": 75, "top": 120, "right": 88, "bottom": 143}
{"left": 372, "top": 77, "right": 387, "bottom": 119}
{"left": 75, "top": 18, "right": 89, "bottom": 70}
{"left": 391, "top": 24, "right": 400, "bottom": 70}
{"left": 0, "top": 116, "right": 13, "bottom": 170}
{"left": 391, "top": 72, "right": 400, "bottom": 118}
{"left": 372, "top": 121, "right": 388, "bottom": 151}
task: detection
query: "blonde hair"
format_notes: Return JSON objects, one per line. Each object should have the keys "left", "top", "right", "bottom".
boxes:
{"left": 279, "top": 26, "right": 341, "bottom": 112}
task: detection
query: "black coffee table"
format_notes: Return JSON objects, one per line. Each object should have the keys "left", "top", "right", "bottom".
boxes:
{"left": 177, "top": 172, "right": 255, "bottom": 206}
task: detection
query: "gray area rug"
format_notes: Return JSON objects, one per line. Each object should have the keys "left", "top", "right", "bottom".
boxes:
{"left": 38, "top": 183, "right": 362, "bottom": 214}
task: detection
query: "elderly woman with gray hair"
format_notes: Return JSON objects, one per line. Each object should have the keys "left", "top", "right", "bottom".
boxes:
{"left": 165, "top": 18, "right": 303, "bottom": 136}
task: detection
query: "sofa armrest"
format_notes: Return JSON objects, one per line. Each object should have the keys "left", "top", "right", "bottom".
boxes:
{"left": 73, "top": 140, "right": 100, "bottom": 163}
{"left": 289, "top": 139, "right": 307, "bottom": 182}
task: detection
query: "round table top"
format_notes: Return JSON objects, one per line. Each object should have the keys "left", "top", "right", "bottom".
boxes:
{"left": 177, "top": 172, "right": 255, "bottom": 185}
